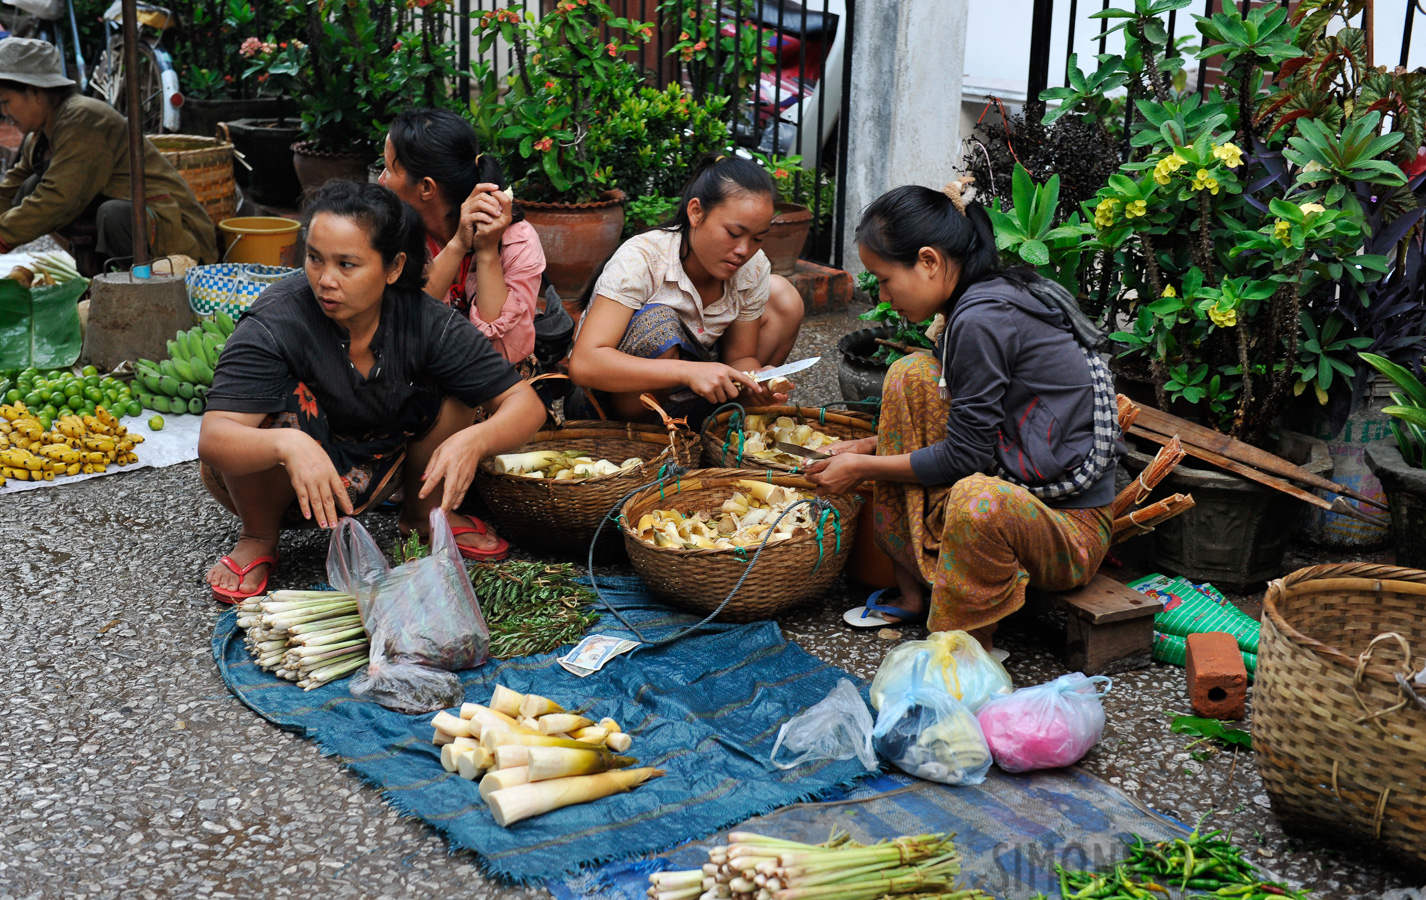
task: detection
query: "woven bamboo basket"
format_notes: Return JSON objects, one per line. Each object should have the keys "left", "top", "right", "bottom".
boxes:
{"left": 701, "top": 403, "right": 877, "bottom": 472}
{"left": 151, "top": 135, "right": 238, "bottom": 227}
{"left": 474, "top": 380, "right": 700, "bottom": 558}
{"left": 1255, "top": 563, "right": 1426, "bottom": 868}
{"left": 618, "top": 469, "right": 861, "bottom": 622}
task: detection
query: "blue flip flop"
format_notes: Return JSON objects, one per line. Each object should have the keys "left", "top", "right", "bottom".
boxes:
{"left": 842, "top": 589, "right": 929, "bottom": 629}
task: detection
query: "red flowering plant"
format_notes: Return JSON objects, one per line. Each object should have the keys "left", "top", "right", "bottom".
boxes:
{"left": 660, "top": 0, "right": 775, "bottom": 103}
{"left": 473, "top": 1, "right": 729, "bottom": 203}
{"left": 163, "top": 0, "right": 306, "bottom": 101}
{"left": 241, "top": 0, "right": 466, "bottom": 155}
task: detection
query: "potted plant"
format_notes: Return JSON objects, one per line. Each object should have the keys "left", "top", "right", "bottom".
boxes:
{"left": 1363, "top": 353, "right": 1426, "bottom": 569}
{"left": 1012, "top": 0, "right": 1418, "bottom": 586}
{"left": 168, "top": 0, "right": 302, "bottom": 136}
{"left": 243, "top": 0, "right": 466, "bottom": 192}
{"left": 473, "top": 1, "right": 729, "bottom": 300}
{"left": 835, "top": 273, "right": 936, "bottom": 406}
{"left": 748, "top": 150, "right": 836, "bottom": 275}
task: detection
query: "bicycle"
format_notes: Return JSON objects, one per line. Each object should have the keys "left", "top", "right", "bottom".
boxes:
{"left": 86, "top": 0, "right": 182, "bottom": 134}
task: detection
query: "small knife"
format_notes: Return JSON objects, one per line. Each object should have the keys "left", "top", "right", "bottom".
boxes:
{"left": 668, "top": 356, "right": 822, "bottom": 403}
{"left": 774, "top": 440, "right": 830, "bottom": 461}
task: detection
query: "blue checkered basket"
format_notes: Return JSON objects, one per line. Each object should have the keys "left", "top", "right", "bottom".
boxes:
{"left": 185, "top": 263, "right": 298, "bottom": 318}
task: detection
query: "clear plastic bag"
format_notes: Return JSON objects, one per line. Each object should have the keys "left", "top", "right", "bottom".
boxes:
{"left": 871, "top": 651, "right": 992, "bottom": 786}
{"left": 975, "top": 673, "right": 1112, "bottom": 773}
{"left": 770, "top": 678, "right": 877, "bottom": 771}
{"left": 326, "top": 508, "right": 490, "bottom": 714}
{"left": 869, "top": 630, "right": 1013, "bottom": 713}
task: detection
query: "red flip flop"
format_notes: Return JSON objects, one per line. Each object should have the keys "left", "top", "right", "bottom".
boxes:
{"left": 211, "top": 554, "right": 279, "bottom": 604}
{"left": 449, "top": 517, "right": 509, "bottom": 561}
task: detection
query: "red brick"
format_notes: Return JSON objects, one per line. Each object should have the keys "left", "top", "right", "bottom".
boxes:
{"left": 1185, "top": 631, "right": 1247, "bottom": 720}
{"left": 786, "top": 259, "right": 853, "bottom": 315}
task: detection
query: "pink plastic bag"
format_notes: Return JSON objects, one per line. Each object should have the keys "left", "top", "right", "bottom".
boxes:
{"left": 975, "top": 673, "right": 1112, "bottom": 773}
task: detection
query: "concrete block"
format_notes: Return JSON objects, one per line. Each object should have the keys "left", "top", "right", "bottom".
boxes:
{"left": 787, "top": 259, "right": 854, "bottom": 316}
{"left": 1185, "top": 631, "right": 1248, "bottom": 720}
{"left": 81, "top": 272, "right": 193, "bottom": 371}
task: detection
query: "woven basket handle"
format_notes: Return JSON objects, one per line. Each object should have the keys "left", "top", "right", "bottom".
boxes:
{"left": 1353, "top": 632, "right": 1424, "bottom": 726}
{"left": 638, "top": 393, "right": 688, "bottom": 442}
{"left": 528, "top": 372, "right": 607, "bottom": 423}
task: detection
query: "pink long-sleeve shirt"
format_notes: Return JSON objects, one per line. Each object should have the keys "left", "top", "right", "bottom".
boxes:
{"left": 425, "top": 219, "right": 545, "bottom": 363}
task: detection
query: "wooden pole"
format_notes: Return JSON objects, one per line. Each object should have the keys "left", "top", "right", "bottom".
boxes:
{"left": 121, "top": 0, "right": 148, "bottom": 268}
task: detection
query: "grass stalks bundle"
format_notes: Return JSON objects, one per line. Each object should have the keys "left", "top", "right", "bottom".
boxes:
{"left": 488, "top": 767, "right": 664, "bottom": 827}
{"left": 235, "top": 590, "right": 370, "bottom": 691}
{"left": 472, "top": 561, "right": 600, "bottom": 659}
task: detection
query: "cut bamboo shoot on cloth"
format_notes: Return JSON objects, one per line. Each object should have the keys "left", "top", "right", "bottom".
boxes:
{"left": 488, "top": 767, "right": 664, "bottom": 827}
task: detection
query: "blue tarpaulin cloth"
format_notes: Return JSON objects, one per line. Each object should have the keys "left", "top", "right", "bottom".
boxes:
{"left": 212, "top": 575, "right": 876, "bottom": 884}
{"left": 551, "top": 769, "right": 1187, "bottom": 900}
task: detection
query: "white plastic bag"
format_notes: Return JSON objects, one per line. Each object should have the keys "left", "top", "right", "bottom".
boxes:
{"left": 975, "top": 673, "right": 1112, "bottom": 772}
{"left": 327, "top": 508, "right": 490, "bottom": 714}
{"left": 770, "top": 678, "right": 877, "bottom": 771}
{"left": 869, "top": 630, "right": 1012, "bottom": 713}
{"left": 872, "top": 651, "right": 992, "bottom": 785}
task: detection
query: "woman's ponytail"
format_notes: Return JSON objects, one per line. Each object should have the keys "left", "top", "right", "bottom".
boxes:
{"left": 388, "top": 107, "right": 524, "bottom": 227}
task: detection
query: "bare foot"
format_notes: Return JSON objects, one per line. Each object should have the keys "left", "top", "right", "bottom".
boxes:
{"left": 400, "top": 511, "right": 501, "bottom": 553}
{"left": 208, "top": 534, "right": 279, "bottom": 597}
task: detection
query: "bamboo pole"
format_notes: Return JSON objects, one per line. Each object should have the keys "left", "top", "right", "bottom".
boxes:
{"left": 1113, "top": 493, "right": 1196, "bottom": 542}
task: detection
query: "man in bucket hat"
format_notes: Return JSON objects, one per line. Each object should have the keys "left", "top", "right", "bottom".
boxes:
{"left": 0, "top": 38, "right": 217, "bottom": 273}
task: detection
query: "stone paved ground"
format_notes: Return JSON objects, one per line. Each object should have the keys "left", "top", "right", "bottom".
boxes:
{"left": 1, "top": 299, "right": 1421, "bottom": 899}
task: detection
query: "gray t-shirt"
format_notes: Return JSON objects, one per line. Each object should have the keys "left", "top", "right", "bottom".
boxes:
{"left": 206, "top": 273, "right": 520, "bottom": 437}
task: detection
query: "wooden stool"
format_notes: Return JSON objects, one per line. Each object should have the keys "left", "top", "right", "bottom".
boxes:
{"left": 1029, "top": 573, "right": 1163, "bottom": 674}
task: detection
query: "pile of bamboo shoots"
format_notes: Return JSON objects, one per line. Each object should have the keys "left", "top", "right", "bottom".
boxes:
{"left": 492, "top": 448, "right": 644, "bottom": 479}
{"left": 235, "top": 590, "right": 370, "bottom": 691}
{"left": 636, "top": 479, "right": 815, "bottom": 551}
{"left": 647, "top": 830, "right": 990, "bottom": 900}
{"left": 431, "top": 684, "right": 662, "bottom": 827}
{"left": 730, "top": 414, "right": 841, "bottom": 467}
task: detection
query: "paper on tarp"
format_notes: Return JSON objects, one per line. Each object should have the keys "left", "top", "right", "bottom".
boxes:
{"left": 1130, "top": 573, "right": 1261, "bottom": 655}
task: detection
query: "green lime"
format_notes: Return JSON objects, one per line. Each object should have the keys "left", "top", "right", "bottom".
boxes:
{"left": 23, "top": 392, "right": 41, "bottom": 407}
{"left": 82, "top": 375, "right": 98, "bottom": 389}
{"left": 84, "top": 386, "right": 103, "bottom": 403}
{"left": 4, "top": 389, "right": 18, "bottom": 403}
{"left": 66, "top": 395, "right": 83, "bottom": 411}
{"left": 126, "top": 400, "right": 142, "bottom": 418}
{"left": 148, "top": 415, "right": 164, "bottom": 431}
{"left": 63, "top": 383, "right": 80, "bottom": 398}
{"left": 81, "top": 365, "right": 98, "bottom": 377}
{"left": 82, "top": 401, "right": 95, "bottom": 416}
{"left": 42, "top": 404, "right": 59, "bottom": 420}
{"left": 37, "top": 415, "right": 51, "bottom": 431}
{"left": 45, "top": 369, "right": 64, "bottom": 379}
{"left": 36, "top": 388, "right": 53, "bottom": 402}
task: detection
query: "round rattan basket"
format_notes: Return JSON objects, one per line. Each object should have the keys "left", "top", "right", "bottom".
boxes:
{"left": 151, "top": 135, "right": 238, "bottom": 228}
{"left": 474, "top": 381, "right": 700, "bottom": 559}
{"left": 1255, "top": 563, "right": 1426, "bottom": 869}
{"left": 701, "top": 403, "right": 877, "bottom": 473}
{"left": 618, "top": 468, "right": 861, "bottom": 622}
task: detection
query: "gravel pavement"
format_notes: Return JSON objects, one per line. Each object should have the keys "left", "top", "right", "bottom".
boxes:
{"left": 1, "top": 298, "right": 1420, "bottom": 899}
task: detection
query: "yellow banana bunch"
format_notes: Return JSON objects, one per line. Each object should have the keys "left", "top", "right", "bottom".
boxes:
{"left": 0, "top": 402, "right": 141, "bottom": 486}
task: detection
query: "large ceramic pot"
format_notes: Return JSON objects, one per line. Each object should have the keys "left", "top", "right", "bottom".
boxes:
{"left": 223, "top": 118, "right": 302, "bottom": 209}
{"left": 180, "top": 95, "right": 294, "bottom": 140}
{"left": 837, "top": 326, "right": 893, "bottom": 406}
{"left": 1366, "top": 439, "right": 1425, "bottom": 568}
{"left": 291, "top": 141, "right": 372, "bottom": 194}
{"left": 762, "top": 202, "right": 812, "bottom": 276}
{"left": 1121, "top": 431, "right": 1332, "bottom": 592}
{"left": 521, "top": 193, "right": 626, "bottom": 301}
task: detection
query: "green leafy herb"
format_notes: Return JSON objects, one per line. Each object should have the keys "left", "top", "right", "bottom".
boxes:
{"left": 1169, "top": 712, "right": 1253, "bottom": 749}
{"left": 472, "top": 562, "right": 600, "bottom": 659}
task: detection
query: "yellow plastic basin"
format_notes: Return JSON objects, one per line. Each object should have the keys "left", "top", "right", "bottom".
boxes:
{"left": 217, "top": 216, "right": 302, "bottom": 266}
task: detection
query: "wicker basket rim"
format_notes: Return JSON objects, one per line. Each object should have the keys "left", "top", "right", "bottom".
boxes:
{"left": 617, "top": 467, "right": 861, "bottom": 558}
{"left": 475, "top": 419, "right": 693, "bottom": 484}
{"left": 705, "top": 404, "right": 876, "bottom": 428}
{"left": 1264, "top": 563, "right": 1426, "bottom": 685}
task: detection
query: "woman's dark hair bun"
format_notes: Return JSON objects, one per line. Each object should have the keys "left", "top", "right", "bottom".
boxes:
{"left": 304, "top": 180, "right": 428, "bottom": 291}
{"left": 387, "top": 107, "right": 524, "bottom": 229}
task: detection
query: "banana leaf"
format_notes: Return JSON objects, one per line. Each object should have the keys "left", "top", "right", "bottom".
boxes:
{"left": 0, "top": 277, "right": 87, "bottom": 369}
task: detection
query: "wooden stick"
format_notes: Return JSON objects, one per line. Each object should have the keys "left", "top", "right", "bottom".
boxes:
{"left": 1113, "top": 493, "right": 1196, "bottom": 542}
{"left": 1131, "top": 405, "right": 1388, "bottom": 511}
{"left": 1129, "top": 426, "right": 1389, "bottom": 527}
{"left": 1111, "top": 436, "right": 1184, "bottom": 518}
{"left": 1116, "top": 394, "right": 1140, "bottom": 433}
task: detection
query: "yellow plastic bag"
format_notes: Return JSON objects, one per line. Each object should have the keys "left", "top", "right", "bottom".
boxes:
{"left": 869, "top": 630, "right": 1013, "bottom": 713}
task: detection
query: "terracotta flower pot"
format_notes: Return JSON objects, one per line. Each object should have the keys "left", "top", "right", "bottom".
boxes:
{"left": 521, "top": 193, "right": 626, "bottom": 302}
{"left": 291, "top": 141, "right": 373, "bottom": 195}
{"left": 763, "top": 202, "right": 812, "bottom": 276}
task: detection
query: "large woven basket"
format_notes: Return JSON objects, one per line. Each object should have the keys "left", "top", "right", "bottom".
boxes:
{"left": 151, "top": 135, "right": 238, "bottom": 227}
{"left": 618, "top": 468, "right": 861, "bottom": 622}
{"left": 701, "top": 403, "right": 877, "bottom": 472}
{"left": 1255, "top": 563, "right": 1426, "bottom": 868}
{"left": 474, "top": 381, "right": 700, "bottom": 559}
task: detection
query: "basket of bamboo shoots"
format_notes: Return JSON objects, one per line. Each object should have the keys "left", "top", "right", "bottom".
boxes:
{"left": 701, "top": 404, "right": 876, "bottom": 472}
{"left": 475, "top": 380, "right": 701, "bottom": 558}
{"left": 618, "top": 469, "right": 861, "bottom": 622}
{"left": 430, "top": 684, "right": 664, "bottom": 827}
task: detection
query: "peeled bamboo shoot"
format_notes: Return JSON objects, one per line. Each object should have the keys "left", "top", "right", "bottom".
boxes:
{"left": 480, "top": 765, "right": 530, "bottom": 801}
{"left": 432, "top": 711, "right": 474, "bottom": 738}
{"left": 606, "top": 732, "right": 633, "bottom": 753}
{"left": 525, "top": 746, "right": 636, "bottom": 782}
{"left": 538, "top": 714, "right": 594, "bottom": 735}
{"left": 490, "top": 685, "right": 525, "bottom": 717}
{"left": 519, "top": 694, "right": 565, "bottom": 718}
{"left": 598, "top": 717, "right": 621, "bottom": 734}
{"left": 495, "top": 745, "right": 530, "bottom": 769}
{"left": 456, "top": 747, "right": 494, "bottom": 780}
{"left": 487, "top": 767, "right": 665, "bottom": 826}
{"left": 570, "top": 725, "right": 608, "bottom": 744}
{"left": 485, "top": 730, "right": 601, "bottom": 753}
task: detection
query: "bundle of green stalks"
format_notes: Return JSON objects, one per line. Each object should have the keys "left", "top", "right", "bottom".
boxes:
{"left": 236, "top": 590, "right": 369, "bottom": 691}
{"left": 470, "top": 561, "right": 599, "bottom": 659}
{"left": 432, "top": 684, "right": 657, "bottom": 827}
{"left": 646, "top": 831, "right": 992, "bottom": 900}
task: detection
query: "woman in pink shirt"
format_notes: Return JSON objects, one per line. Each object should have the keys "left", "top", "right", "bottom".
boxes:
{"left": 379, "top": 108, "right": 545, "bottom": 371}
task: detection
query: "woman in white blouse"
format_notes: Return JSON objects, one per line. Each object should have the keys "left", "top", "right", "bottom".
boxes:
{"left": 566, "top": 156, "right": 804, "bottom": 423}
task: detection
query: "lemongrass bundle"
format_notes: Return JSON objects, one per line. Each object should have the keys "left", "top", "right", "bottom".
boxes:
{"left": 1113, "top": 492, "right": 1196, "bottom": 542}
{"left": 1111, "top": 436, "right": 1185, "bottom": 517}
{"left": 235, "top": 590, "right": 369, "bottom": 691}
